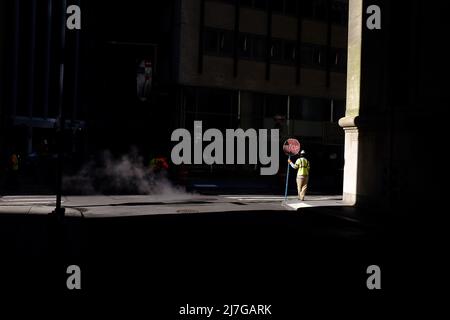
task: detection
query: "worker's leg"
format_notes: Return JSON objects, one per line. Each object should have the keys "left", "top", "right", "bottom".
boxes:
{"left": 299, "top": 175, "right": 308, "bottom": 200}
{"left": 297, "top": 176, "right": 304, "bottom": 200}
{"left": 296, "top": 177, "right": 301, "bottom": 199}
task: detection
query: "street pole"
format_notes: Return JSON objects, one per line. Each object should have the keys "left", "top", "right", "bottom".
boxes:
{"left": 284, "top": 155, "right": 291, "bottom": 202}
{"left": 282, "top": 139, "right": 300, "bottom": 203}
{"left": 52, "top": 0, "right": 67, "bottom": 217}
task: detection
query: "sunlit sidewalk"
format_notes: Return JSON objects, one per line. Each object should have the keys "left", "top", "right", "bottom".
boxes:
{"left": 282, "top": 195, "right": 345, "bottom": 210}
{"left": 0, "top": 194, "right": 345, "bottom": 217}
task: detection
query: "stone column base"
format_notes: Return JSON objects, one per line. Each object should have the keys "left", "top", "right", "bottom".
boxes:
{"left": 339, "top": 116, "right": 360, "bottom": 205}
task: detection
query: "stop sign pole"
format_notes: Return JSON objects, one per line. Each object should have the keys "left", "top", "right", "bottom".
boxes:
{"left": 283, "top": 139, "right": 301, "bottom": 202}
{"left": 284, "top": 154, "right": 291, "bottom": 202}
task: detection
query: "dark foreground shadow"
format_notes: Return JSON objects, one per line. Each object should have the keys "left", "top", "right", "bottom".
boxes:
{"left": 0, "top": 206, "right": 421, "bottom": 315}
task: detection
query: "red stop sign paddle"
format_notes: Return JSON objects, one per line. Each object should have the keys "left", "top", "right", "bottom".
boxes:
{"left": 283, "top": 138, "right": 301, "bottom": 156}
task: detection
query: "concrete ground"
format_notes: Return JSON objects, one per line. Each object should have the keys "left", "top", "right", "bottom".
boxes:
{"left": 0, "top": 193, "right": 345, "bottom": 217}
{"left": 2, "top": 192, "right": 419, "bottom": 316}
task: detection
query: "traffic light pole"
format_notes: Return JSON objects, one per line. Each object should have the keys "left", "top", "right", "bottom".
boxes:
{"left": 52, "top": 0, "right": 67, "bottom": 217}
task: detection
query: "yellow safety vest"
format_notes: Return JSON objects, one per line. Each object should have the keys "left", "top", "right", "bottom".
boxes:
{"left": 294, "top": 157, "right": 309, "bottom": 176}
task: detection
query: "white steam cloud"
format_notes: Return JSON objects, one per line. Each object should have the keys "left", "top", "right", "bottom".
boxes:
{"left": 63, "top": 150, "right": 187, "bottom": 195}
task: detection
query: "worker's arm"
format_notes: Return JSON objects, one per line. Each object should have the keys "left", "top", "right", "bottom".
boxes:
{"left": 288, "top": 159, "right": 299, "bottom": 169}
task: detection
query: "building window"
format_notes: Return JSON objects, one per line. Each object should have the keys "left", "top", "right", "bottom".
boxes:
{"left": 204, "top": 29, "right": 219, "bottom": 53}
{"left": 205, "top": 28, "right": 346, "bottom": 72}
{"left": 238, "top": 34, "right": 251, "bottom": 58}
{"left": 204, "top": 28, "right": 233, "bottom": 56}
{"left": 313, "top": 46, "right": 325, "bottom": 67}
{"left": 329, "top": 48, "right": 347, "bottom": 72}
{"left": 301, "top": 44, "right": 314, "bottom": 66}
{"left": 238, "top": 34, "right": 266, "bottom": 61}
{"left": 283, "top": 41, "right": 297, "bottom": 64}
{"left": 301, "top": 97, "right": 331, "bottom": 121}
{"left": 252, "top": 36, "right": 267, "bottom": 60}
{"left": 218, "top": 30, "right": 233, "bottom": 55}
{"left": 289, "top": 97, "right": 302, "bottom": 120}
{"left": 290, "top": 97, "right": 334, "bottom": 122}
{"left": 197, "top": 88, "right": 234, "bottom": 115}
{"left": 264, "top": 94, "right": 287, "bottom": 118}
{"left": 190, "top": 88, "right": 237, "bottom": 130}
{"left": 328, "top": 48, "right": 338, "bottom": 68}
{"left": 270, "top": 39, "right": 283, "bottom": 62}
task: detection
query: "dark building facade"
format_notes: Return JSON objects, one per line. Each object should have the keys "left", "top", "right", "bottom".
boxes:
{"left": 1, "top": 0, "right": 86, "bottom": 152}
{"left": 177, "top": 0, "right": 348, "bottom": 135}
{"left": 0, "top": 0, "right": 349, "bottom": 193}
{"left": 172, "top": 0, "right": 348, "bottom": 190}
{"left": 0, "top": 0, "right": 88, "bottom": 191}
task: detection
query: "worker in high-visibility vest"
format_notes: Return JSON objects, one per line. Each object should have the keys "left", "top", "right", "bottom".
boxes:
{"left": 288, "top": 150, "right": 310, "bottom": 201}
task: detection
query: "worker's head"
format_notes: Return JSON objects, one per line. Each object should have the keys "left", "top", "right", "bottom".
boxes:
{"left": 300, "top": 150, "right": 306, "bottom": 156}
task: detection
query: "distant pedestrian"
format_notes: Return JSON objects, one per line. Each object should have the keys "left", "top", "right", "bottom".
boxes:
{"left": 149, "top": 155, "right": 169, "bottom": 174}
{"left": 288, "top": 150, "right": 310, "bottom": 201}
{"left": 8, "top": 151, "right": 20, "bottom": 192}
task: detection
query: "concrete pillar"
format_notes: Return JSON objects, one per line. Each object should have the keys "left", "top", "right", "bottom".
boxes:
{"left": 338, "top": 0, "right": 363, "bottom": 205}
{"left": 339, "top": 117, "right": 359, "bottom": 205}
{"left": 338, "top": 0, "right": 445, "bottom": 210}
{"left": 338, "top": 0, "right": 390, "bottom": 207}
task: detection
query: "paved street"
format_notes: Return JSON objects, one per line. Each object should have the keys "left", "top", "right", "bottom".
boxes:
{"left": 0, "top": 193, "right": 345, "bottom": 217}
{"left": 0, "top": 191, "right": 396, "bottom": 309}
